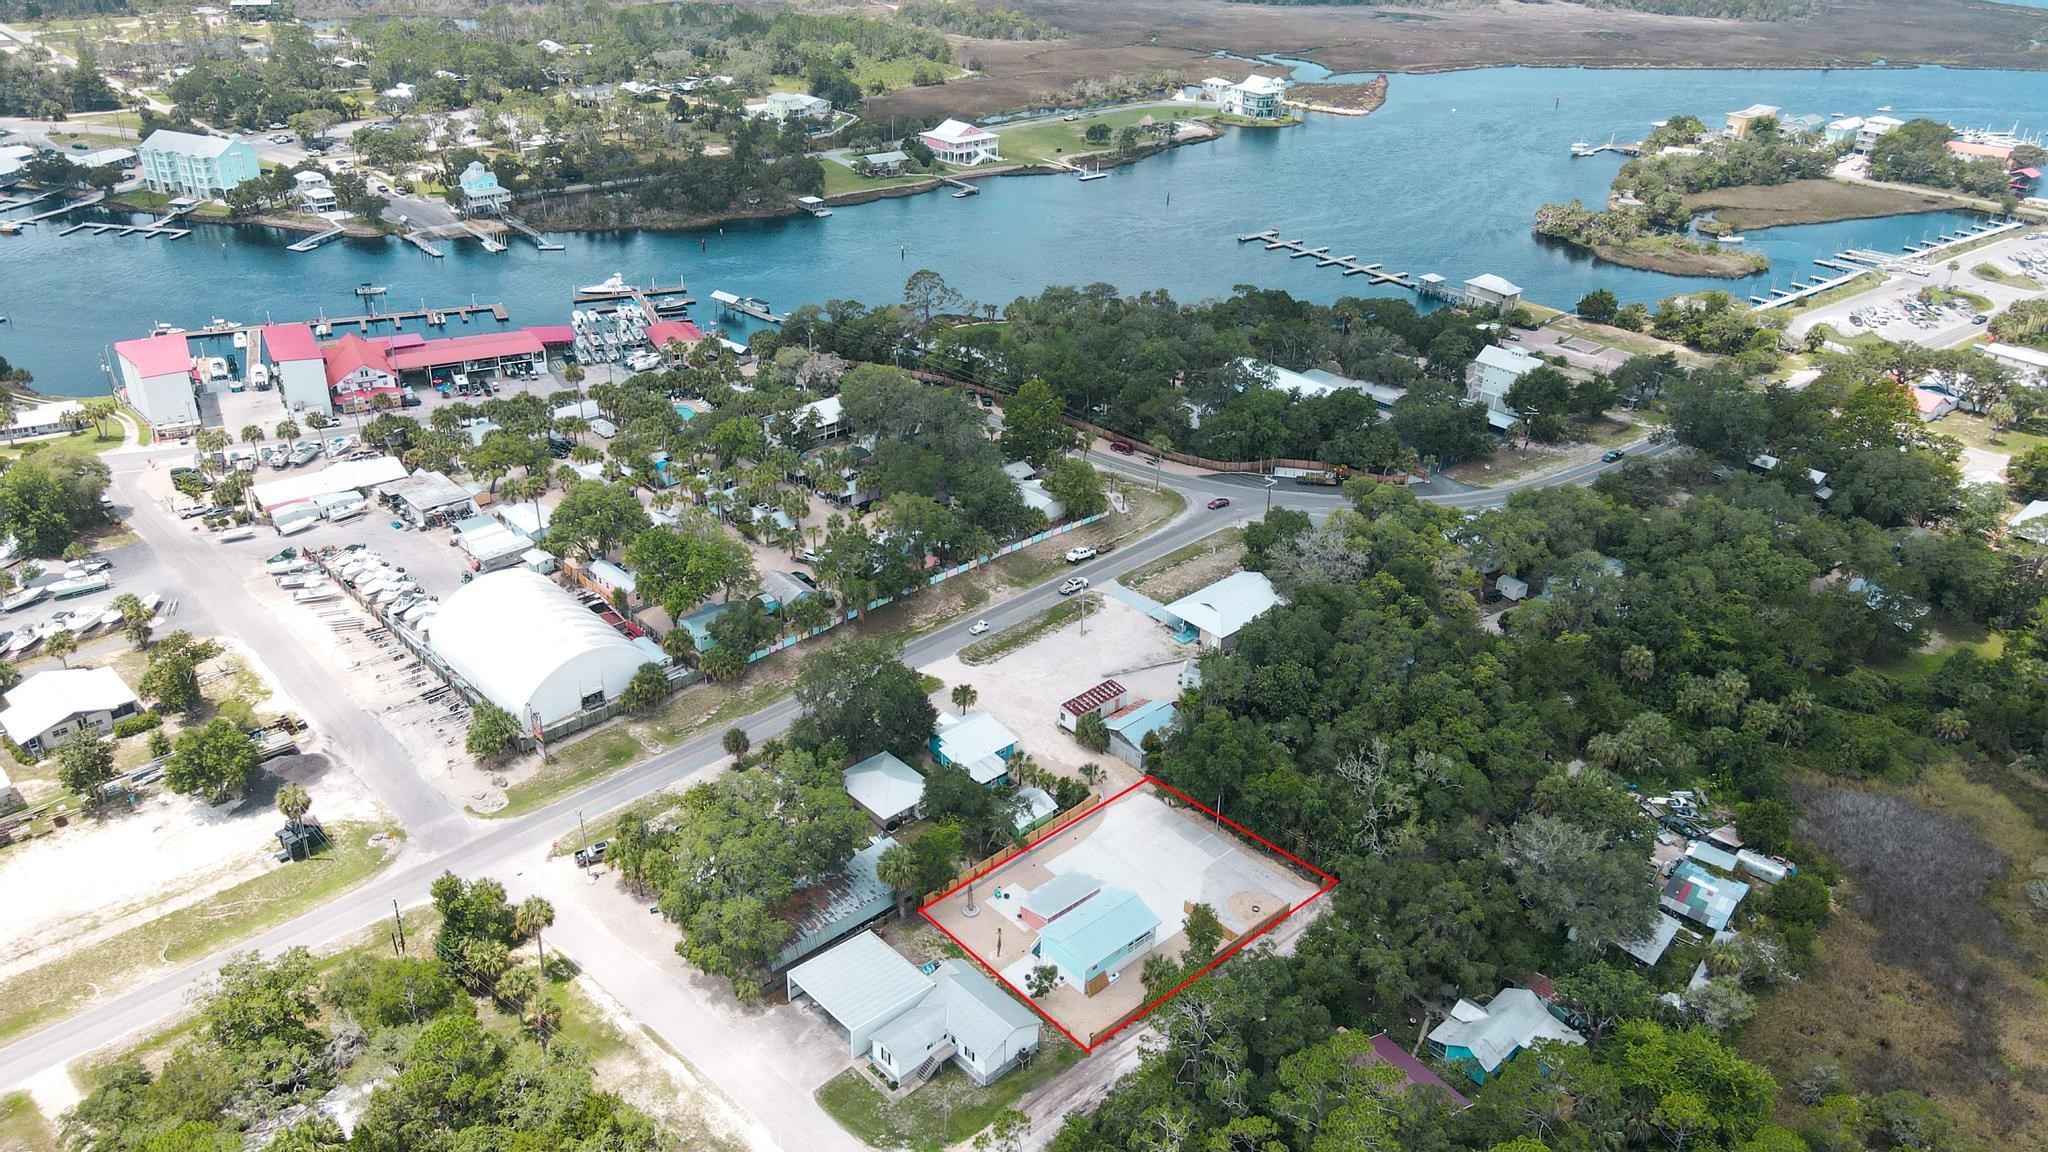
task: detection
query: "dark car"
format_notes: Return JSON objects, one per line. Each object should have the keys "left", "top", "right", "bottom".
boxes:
{"left": 1602, "top": 449, "right": 1626, "bottom": 463}
{"left": 1109, "top": 440, "right": 1135, "bottom": 454}
{"left": 1207, "top": 497, "right": 1231, "bottom": 510}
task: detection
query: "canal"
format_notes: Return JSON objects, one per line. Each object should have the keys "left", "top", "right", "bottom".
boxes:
{"left": 1, "top": 64, "right": 2042, "bottom": 396}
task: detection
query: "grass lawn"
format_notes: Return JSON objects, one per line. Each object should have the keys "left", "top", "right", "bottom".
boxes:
{"left": 1939, "top": 411, "right": 2048, "bottom": 457}
{"left": 995, "top": 107, "right": 1203, "bottom": 166}
{"left": 820, "top": 163, "right": 931, "bottom": 198}
{"left": 1547, "top": 317, "right": 1699, "bottom": 361}
{"left": 0, "top": 426, "right": 122, "bottom": 463}
{"left": 0, "top": 822, "right": 402, "bottom": 1045}
{"left": 0, "top": 1090, "right": 55, "bottom": 1152}
{"left": 1120, "top": 527, "right": 1244, "bottom": 595}
{"left": 1972, "top": 262, "right": 2042, "bottom": 290}
{"left": 1780, "top": 272, "right": 1886, "bottom": 314}
{"left": 815, "top": 1039, "right": 1081, "bottom": 1152}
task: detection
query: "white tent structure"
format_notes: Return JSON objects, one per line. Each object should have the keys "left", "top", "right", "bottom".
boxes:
{"left": 425, "top": 569, "right": 646, "bottom": 728}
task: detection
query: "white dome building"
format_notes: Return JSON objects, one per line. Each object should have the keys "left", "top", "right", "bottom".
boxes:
{"left": 426, "top": 568, "right": 648, "bottom": 728}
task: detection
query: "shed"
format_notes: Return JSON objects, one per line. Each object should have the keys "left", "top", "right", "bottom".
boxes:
{"left": 775, "top": 836, "right": 902, "bottom": 968}
{"left": 1735, "top": 850, "right": 1790, "bottom": 885}
{"left": 786, "top": 932, "right": 935, "bottom": 1057}
{"left": 844, "top": 751, "right": 925, "bottom": 830}
{"left": 1685, "top": 840, "right": 1741, "bottom": 873}
{"left": 1057, "top": 679, "right": 1129, "bottom": 731}
{"left": 1104, "top": 699, "right": 1176, "bottom": 768}
{"left": 1616, "top": 913, "right": 1684, "bottom": 967}
{"left": 1010, "top": 786, "right": 1058, "bottom": 833}
{"left": 1018, "top": 870, "right": 1103, "bottom": 930}
{"left": 425, "top": 568, "right": 647, "bottom": 729}
{"left": 386, "top": 470, "right": 475, "bottom": 524}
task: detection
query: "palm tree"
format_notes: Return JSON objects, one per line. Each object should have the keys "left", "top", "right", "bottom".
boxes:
{"left": 276, "top": 781, "right": 311, "bottom": 841}
{"left": 951, "top": 682, "right": 978, "bottom": 715}
{"left": 1932, "top": 709, "right": 1970, "bottom": 745}
{"left": 114, "top": 591, "right": 153, "bottom": 650}
{"left": 275, "top": 419, "right": 300, "bottom": 441}
{"left": 877, "top": 842, "right": 920, "bottom": 919}
{"left": 515, "top": 894, "right": 555, "bottom": 968}
{"left": 562, "top": 363, "right": 586, "bottom": 390}
{"left": 43, "top": 630, "right": 77, "bottom": 668}
{"left": 521, "top": 994, "right": 563, "bottom": 1050}
{"left": 240, "top": 424, "right": 263, "bottom": 445}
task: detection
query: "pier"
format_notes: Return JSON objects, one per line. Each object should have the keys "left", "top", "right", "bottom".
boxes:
{"left": 16, "top": 190, "right": 106, "bottom": 225}
{"left": 1753, "top": 218, "right": 2027, "bottom": 312}
{"left": 940, "top": 176, "right": 979, "bottom": 196}
{"left": 1570, "top": 138, "right": 1642, "bottom": 158}
{"left": 287, "top": 225, "right": 347, "bottom": 253}
{"left": 456, "top": 220, "right": 508, "bottom": 254}
{"left": 1236, "top": 229, "right": 1416, "bottom": 288}
{"left": 500, "top": 214, "right": 565, "bottom": 251}
{"left": 711, "top": 289, "right": 784, "bottom": 324}
{"left": 308, "top": 302, "right": 508, "bottom": 335}
{"left": 402, "top": 232, "right": 445, "bottom": 258}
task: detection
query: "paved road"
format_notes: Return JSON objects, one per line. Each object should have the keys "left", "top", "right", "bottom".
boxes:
{"left": 0, "top": 435, "right": 1669, "bottom": 1140}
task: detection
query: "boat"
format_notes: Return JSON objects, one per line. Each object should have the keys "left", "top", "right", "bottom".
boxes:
{"left": 231, "top": 330, "right": 248, "bottom": 348}
{"left": 355, "top": 282, "right": 388, "bottom": 297}
{"left": 96, "top": 607, "right": 125, "bottom": 629}
{"left": 151, "top": 322, "right": 186, "bottom": 336}
{"left": 277, "top": 517, "right": 319, "bottom": 537}
{"left": 140, "top": 593, "right": 162, "bottom": 615}
{"left": 292, "top": 588, "right": 339, "bottom": 604}
{"left": 4, "top": 630, "right": 38, "bottom": 655}
{"left": 579, "top": 272, "right": 630, "bottom": 296}
{"left": 952, "top": 188, "right": 974, "bottom": 198}
{"left": 1717, "top": 235, "right": 1747, "bottom": 244}
{"left": 0, "top": 221, "right": 21, "bottom": 236}
{"left": 1877, "top": 105, "right": 1893, "bottom": 113}
{"left": 49, "top": 574, "right": 108, "bottom": 599}
{"left": 1571, "top": 141, "right": 1595, "bottom": 157}
{"left": 217, "top": 525, "right": 256, "bottom": 543}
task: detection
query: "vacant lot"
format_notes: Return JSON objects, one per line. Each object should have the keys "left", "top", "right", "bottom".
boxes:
{"left": 1683, "top": 180, "right": 1957, "bottom": 232}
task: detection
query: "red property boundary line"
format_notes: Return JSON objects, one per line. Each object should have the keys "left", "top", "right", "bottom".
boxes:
{"left": 918, "top": 775, "right": 1338, "bottom": 1052}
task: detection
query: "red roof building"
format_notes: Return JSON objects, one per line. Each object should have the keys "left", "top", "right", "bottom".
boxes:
{"left": 259, "top": 323, "right": 320, "bottom": 363}
{"left": 524, "top": 325, "right": 575, "bottom": 347}
{"left": 112, "top": 332, "right": 194, "bottom": 379}
{"left": 645, "top": 319, "right": 706, "bottom": 349}
{"left": 323, "top": 334, "right": 395, "bottom": 389}
{"left": 388, "top": 330, "right": 545, "bottom": 373}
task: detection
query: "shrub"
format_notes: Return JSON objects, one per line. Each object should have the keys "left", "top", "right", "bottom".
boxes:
{"left": 113, "top": 711, "right": 163, "bottom": 738}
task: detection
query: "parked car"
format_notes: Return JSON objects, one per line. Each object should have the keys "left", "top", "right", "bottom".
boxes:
{"left": 573, "top": 840, "right": 611, "bottom": 868}
{"left": 979, "top": 394, "right": 994, "bottom": 409}
{"left": 1109, "top": 440, "right": 1135, "bottom": 454}
{"left": 1601, "top": 449, "right": 1626, "bottom": 463}
{"left": 969, "top": 619, "right": 990, "bottom": 635}
{"left": 1058, "top": 576, "right": 1089, "bottom": 595}
{"left": 1064, "top": 546, "right": 1097, "bottom": 563}
{"left": 1207, "top": 497, "right": 1231, "bottom": 510}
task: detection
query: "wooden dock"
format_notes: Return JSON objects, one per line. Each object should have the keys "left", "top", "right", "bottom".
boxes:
{"left": 500, "top": 214, "right": 565, "bottom": 251}
{"left": 402, "top": 232, "right": 445, "bottom": 258}
{"left": 310, "top": 302, "right": 508, "bottom": 334}
{"left": 287, "top": 225, "right": 347, "bottom": 253}
{"left": 1239, "top": 228, "right": 1416, "bottom": 288}
{"left": 52, "top": 217, "right": 189, "bottom": 241}
{"left": 18, "top": 190, "right": 106, "bottom": 224}
{"left": 457, "top": 220, "right": 508, "bottom": 253}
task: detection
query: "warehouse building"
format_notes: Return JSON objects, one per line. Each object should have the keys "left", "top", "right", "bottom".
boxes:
{"left": 113, "top": 332, "right": 198, "bottom": 434}
{"left": 424, "top": 568, "right": 647, "bottom": 730}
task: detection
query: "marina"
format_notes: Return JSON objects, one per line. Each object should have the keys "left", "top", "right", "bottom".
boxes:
{"left": 1238, "top": 229, "right": 1417, "bottom": 287}
{"left": 1750, "top": 217, "right": 2024, "bottom": 309}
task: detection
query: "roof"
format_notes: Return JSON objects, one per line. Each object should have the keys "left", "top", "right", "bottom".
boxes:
{"left": 7, "top": 400, "right": 81, "bottom": 434}
{"left": 386, "top": 469, "right": 472, "bottom": 512}
{"left": 1038, "top": 885, "right": 1159, "bottom": 968}
{"left": 2011, "top": 499, "right": 2048, "bottom": 528}
{"left": 933, "top": 712, "right": 1018, "bottom": 781}
{"left": 1661, "top": 860, "right": 1749, "bottom": 931}
{"left": 458, "top": 160, "right": 505, "bottom": 195}
{"left": 1233, "top": 74, "right": 1289, "bottom": 95}
{"left": 322, "top": 333, "right": 392, "bottom": 387}
{"left": 1982, "top": 342, "right": 2048, "bottom": 370}
{"left": 786, "top": 931, "right": 933, "bottom": 1036}
{"left": 425, "top": 568, "right": 645, "bottom": 721}
{"left": 1105, "top": 699, "right": 1176, "bottom": 746}
{"left": 1474, "top": 344, "right": 1537, "bottom": 376}
{"left": 926, "top": 118, "right": 996, "bottom": 144}
{"left": 114, "top": 332, "right": 193, "bottom": 379}
{"left": 796, "top": 394, "right": 843, "bottom": 427}
{"left": 250, "top": 455, "right": 408, "bottom": 511}
{"left": 780, "top": 836, "right": 900, "bottom": 954}
{"left": 69, "top": 147, "right": 134, "bottom": 168}
{"left": 869, "top": 1002, "right": 948, "bottom": 1060}
{"left": 0, "top": 667, "right": 137, "bottom": 743}
{"left": 1020, "top": 871, "right": 1103, "bottom": 921}
{"left": 140, "top": 129, "right": 237, "bottom": 159}
{"left": 1863, "top": 114, "right": 1904, "bottom": 129}
{"left": 1685, "top": 839, "right": 1740, "bottom": 872}
{"left": 1060, "top": 680, "right": 1128, "bottom": 718}
{"left": 1464, "top": 273, "right": 1523, "bottom": 297}
{"left": 759, "top": 569, "right": 810, "bottom": 607}
{"left": 927, "top": 959, "right": 1038, "bottom": 1058}
{"left": 864, "top": 150, "right": 909, "bottom": 165}
{"left": 645, "top": 319, "right": 705, "bottom": 348}
{"left": 1362, "top": 1033, "right": 1471, "bottom": 1108}
{"left": 1617, "top": 913, "right": 1684, "bottom": 966}
{"left": 1827, "top": 116, "right": 1864, "bottom": 131}
{"left": 844, "top": 751, "right": 924, "bottom": 818}
{"left": 1729, "top": 103, "right": 1780, "bottom": 119}
{"left": 389, "top": 330, "right": 544, "bottom": 372}
{"left": 1011, "top": 786, "right": 1058, "bottom": 829}
{"left": 1427, "top": 988, "right": 1584, "bottom": 1074}
{"left": 524, "top": 324, "right": 574, "bottom": 346}
{"left": 1912, "top": 387, "right": 1955, "bottom": 416}
{"left": 261, "top": 323, "right": 320, "bottom": 363}
{"left": 1947, "top": 140, "right": 2013, "bottom": 160}
{"left": 1163, "top": 570, "right": 1282, "bottom": 640}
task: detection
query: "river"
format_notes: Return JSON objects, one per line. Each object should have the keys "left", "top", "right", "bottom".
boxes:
{"left": 1, "top": 65, "right": 2042, "bottom": 397}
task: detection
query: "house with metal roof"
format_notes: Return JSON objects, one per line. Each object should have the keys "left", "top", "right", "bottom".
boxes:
{"left": 1427, "top": 987, "right": 1584, "bottom": 1084}
{"left": 1161, "top": 570, "right": 1282, "bottom": 650}
{"left": 1463, "top": 273, "right": 1523, "bottom": 309}
{"left": 844, "top": 751, "right": 925, "bottom": 830}
{"left": 931, "top": 712, "right": 1018, "bottom": 786}
{"left": 787, "top": 931, "right": 935, "bottom": 1057}
{"left": 457, "top": 161, "right": 511, "bottom": 215}
{"left": 1018, "top": 870, "right": 1103, "bottom": 930}
{"left": 1058, "top": 679, "right": 1130, "bottom": 731}
{"left": 773, "top": 835, "right": 901, "bottom": 969}
{"left": 1615, "top": 912, "right": 1685, "bottom": 967}
{"left": 113, "top": 332, "right": 199, "bottom": 432}
{"left": 1104, "top": 699, "right": 1177, "bottom": 768}
{"left": 1032, "top": 884, "right": 1160, "bottom": 996}
{"left": 260, "top": 323, "right": 332, "bottom": 416}
{"left": 1661, "top": 859, "right": 1749, "bottom": 931}
{"left": 0, "top": 667, "right": 140, "bottom": 758}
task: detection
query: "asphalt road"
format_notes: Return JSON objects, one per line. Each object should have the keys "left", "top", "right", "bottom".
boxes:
{"left": 0, "top": 433, "right": 1671, "bottom": 1130}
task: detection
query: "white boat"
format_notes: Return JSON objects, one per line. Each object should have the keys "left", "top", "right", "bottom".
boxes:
{"left": 4, "top": 630, "right": 38, "bottom": 655}
{"left": 292, "top": 588, "right": 339, "bottom": 604}
{"left": 579, "top": 272, "right": 630, "bottom": 296}
{"left": 277, "top": 516, "right": 319, "bottom": 537}
{"left": 232, "top": 331, "right": 248, "bottom": 349}
{"left": 1077, "top": 166, "right": 1109, "bottom": 181}
{"left": 152, "top": 323, "right": 186, "bottom": 336}
{"left": 96, "top": 607, "right": 125, "bottom": 629}
{"left": 2, "top": 586, "right": 46, "bottom": 613}
{"left": 326, "top": 503, "right": 368, "bottom": 523}
{"left": 67, "top": 613, "right": 97, "bottom": 637}
{"left": 140, "top": 593, "right": 163, "bottom": 615}
{"left": 1877, "top": 105, "right": 1893, "bottom": 113}
{"left": 49, "top": 575, "right": 108, "bottom": 599}
{"left": 217, "top": 526, "right": 256, "bottom": 543}
{"left": 1717, "top": 235, "right": 1746, "bottom": 244}
{"left": 356, "top": 282, "right": 388, "bottom": 298}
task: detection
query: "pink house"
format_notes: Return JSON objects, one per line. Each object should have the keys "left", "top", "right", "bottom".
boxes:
{"left": 921, "top": 118, "right": 1000, "bottom": 166}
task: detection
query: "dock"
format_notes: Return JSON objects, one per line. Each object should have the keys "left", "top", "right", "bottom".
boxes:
{"left": 287, "top": 224, "right": 347, "bottom": 253}
{"left": 711, "top": 289, "right": 783, "bottom": 324}
{"left": 402, "top": 232, "right": 445, "bottom": 257}
{"left": 17, "top": 190, "right": 106, "bottom": 225}
{"left": 1753, "top": 218, "right": 2025, "bottom": 312}
{"left": 500, "top": 214, "right": 564, "bottom": 251}
{"left": 1238, "top": 228, "right": 1416, "bottom": 288}
{"left": 940, "top": 176, "right": 979, "bottom": 196}
{"left": 309, "top": 302, "right": 508, "bottom": 334}
{"left": 457, "top": 220, "right": 508, "bottom": 254}
{"left": 0, "top": 190, "right": 54, "bottom": 212}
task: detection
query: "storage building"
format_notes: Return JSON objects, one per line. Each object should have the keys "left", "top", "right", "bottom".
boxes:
{"left": 424, "top": 568, "right": 648, "bottom": 729}
{"left": 260, "top": 323, "right": 333, "bottom": 416}
{"left": 0, "top": 667, "right": 140, "bottom": 758}
{"left": 113, "top": 332, "right": 198, "bottom": 432}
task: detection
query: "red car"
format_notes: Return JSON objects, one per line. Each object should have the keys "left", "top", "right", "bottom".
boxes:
{"left": 1109, "top": 440, "right": 1135, "bottom": 455}
{"left": 1207, "top": 497, "right": 1231, "bottom": 510}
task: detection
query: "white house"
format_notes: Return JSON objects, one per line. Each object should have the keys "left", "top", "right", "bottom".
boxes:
{"left": 1464, "top": 274, "right": 1523, "bottom": 310}
{"left": 1161, "top": 570, "right": 1282, "bottom": 651}
{"left": 113, "top": 331, "right": 198, "bottom": 432}
{"left": 921, "top": 119, "right": 1000, "bottom": 166}
{"left": 844, "top": 750, "right": 925, "bottom": 830}
{"left": 1824, "top": 116, "right": 1864, "bottom": 145}
{"left": 1855, "top": 115, "right": 1905, "bottom": 154}
{"left": 260, "top": 323, "right": 334, "bottom": 416}
{"left": 1, "top": 400, "right": 83, "bottom": 443}
{"left": 0, "top": 667, "right": 141, "bottom": 759}
{"left": 747, "top": 91, "right": 833, "bottom": 123}
{"left": 1981, "top": 342, "right": 2048, "bottom": 382}
{"left": 1428, "top": 988, "right": 1585, "bottom": 1084}
{"left": 1470, "top": 345, "right": 1539, "bottom": 413}
{"left": 293, "top": 170, "right": 337, "bottom": 212}
{"left": 1220, "top": 74, "right": 1289, "bottom": 119}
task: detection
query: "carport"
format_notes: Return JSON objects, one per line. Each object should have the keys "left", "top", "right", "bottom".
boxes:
{"left": 784, "top": 932, "right": 933, "bottom": 1057}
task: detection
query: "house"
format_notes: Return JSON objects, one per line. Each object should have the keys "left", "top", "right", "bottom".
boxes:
{"left": 1013, "top": 477, "right": 1064, "bottom": 521}
{"left": 0, "top": 400, "right": 82, "bottom": 443}
{"left": 1427, "top": 988, "right": 1585, "bottom": 1084}
{"left": 778, "top": 394, "right": 845, "bottom": 444}
{"left": 1616, "top": 913, "right": 1685, "bottom": 967}
{"left": 260, "top": 323, "right": 334, "bottom": 417}
{"left": 323, "top": 334, "right": 400, "bottom": 411}
{"left": 1010, "top": 786, "right": 1058, "bottom": 833}
{"left": 381, "top": 82, "right": 417, "bottom": 110}
{"left": 1359, "top": 1033, "right": 1471, "bottom": 1109}
{"left": 1824, "top": 116, "right": 1865, "bottom": 145}
{"left": 228, "top": 0, "right": 272, "bottom": 20}
{"left": 862, "top": 150, "right": 910, "bottom": 176}
{"left": 385, "top": 470, "right": 476, "bottom": 527}
{"left": 1911, "top": 387, "right": 1957, "bottom": 422}
{"left": 113, "top": 332, "right": 198, "bottom": 432}
{"left": 644, "top": 319, "right": 706, "bottom": 355}
{"left": 292, "top": 169, "right": 337, "bottom": 212}
{"left": 0, "top": 667, "right": 140, "bottom": 758}
{"left": 1980, "top": 342, "right": 2048, "bottom": 382}
{"left": 1220, "top": 74, "right": 1289, "bottom": 119}
{"left": 571, "top": 83, "right": 614, "bottom": 108}
{"left": 1032, "top": 884, "right": 1160, "bottom": 996}
{"left": 1855, "top": 115, "right": 1904, "bottom": 154}
{"left": 458, "top": 161, "right": 512, "bottom": 215}
{"left": 788, "top": 933, "right": 1041, "bottom": 1089}
{"left": 139, "top": 130, "right": 258, "bottom": 200}
{"left": 537, "top": 38, "right": 566, "bottom": 54}
{"left": 1724, "top": 103, "right": 1780, "bottom": 138}
{"left": 1947, "top": 140, "right": 2014, "bottom": 165}
{"left": 747, "top": 91, "right": 832, "bottom": 123}
{"left": 931, "top": 712, "right": 1019, "bottom": 786}
{"left": 2010, "top": 500, "right": 2048, "bottom": 543}
{"left": 844, "top": 751, "right": 925, "bottom": 830}
{"left": 1464, "top": 274, "right": 1523, "bottom": 311}
{"left": 1470, "top": 344, "right": 1538, "bottom": 413}
{"left": 1104, "top": 699, "right": 1176, "bottom": 768}
{"left": 1661, "top": 859, "right": 1749, "bottom": 931}
{"left": 68, "top": 147, "right": 135, "bottom": 172}
{"left": 1019, "top": 870, "right": 1103, "bottom": 930}
{"left": 921, "top": 119, "right": 1001, "bottom": 166}
{"left": 1058, "top": 680, "right": 1130, "bottom": 731}
{"left": 774, "top": 835, "right": 902, "bottom": 969}
{"left": 1161, "top": 570, "right": 1283, "bottom": 651}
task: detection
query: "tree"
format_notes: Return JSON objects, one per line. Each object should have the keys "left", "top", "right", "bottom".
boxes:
{"left": 466, "top": 701, "right": 523, "bottom": 763}
{"left": 1074, "top": 710, "right": 1110, "bottom": 752}
{"left": 42, "top": 629, "right": 77, "bottom": 668}
{"left": 165, "top": 719, "right": 260, "bottom": 804}
{"left": 975, "top": 1110, "right": 1030, "bottom": 1152}
{"left": 58, "top": 730, "right": 116, "bottom": 802}
{"left": 2009, "top": 444, "right": 2048, "bottom": 502}
{"left": 240, "top": 424, "right": 264, "bottom": 445}
{"left": 903, "top": 267, "right": 966, "bottom": 332}
{"left": 722, "top": 726, "right": 751, "bottom": 759}
{"left": 1040, "top": 457, "right": 1107, "bottom": 520}
{"left": 1026, "top": 965, "right": 1060, "bottom": 998}
{"left": 1506, "top": 365, "right": 1576, "bottom": 442}
{"left": 790, "top": 637, "right": 938, "bottom": 763}
{"left": 137, "top": 631, "right": 222, "bottom": 713}
{"left": 1498, "top": 812, "right": 1657, "bottom": 949}
{"left": 520, "top": 994, "right": 562, "bottom": 1050}
{"left": 547, "top": 481, "right": 649, "bottom": 560}
{"left": 275, "top": 419, "right": 300, "bottom": 442}
{"left": 112, "top": 592, "right": 152, "bottom": 650}
{"left": 0, "top": 447, "right": 110, "bottom": 557}
{"left": 514, "top": 895, "right": 555, "bottom": 968}
{"left": 877, "top": 842, "right": 920, "bottom": 919}
{"left": 1576, "top": 289, "right": 1620, "bottom": 324}
{"left": 623, "top": 518, "right": 754, "bottom": 617}
{"left": 999, "top": 377, "right": 1077, "bottom": 470}
{"left": 1552, "top": 962, "right": 1654, "bottom": 1043}
{"left": 950, "top": 682, "right": 978, "bottom": 715}
{"left": 275, "top": 781, "right": 311, "bottom": 838}
{"left": 619, "top": 661, "right": 672, "bottom": 713}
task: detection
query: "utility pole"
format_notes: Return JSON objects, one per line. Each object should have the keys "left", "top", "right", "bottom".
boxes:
{"left": 391, "top": 898, "right": 407, "bottom": 956}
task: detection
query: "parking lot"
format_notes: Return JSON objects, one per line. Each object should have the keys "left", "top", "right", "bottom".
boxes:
{"left": 1787, "top": 229, "right": 2048, "bottom": 348}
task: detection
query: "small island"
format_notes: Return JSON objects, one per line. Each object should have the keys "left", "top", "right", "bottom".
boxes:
{"left": 1282, "top": 74, "right": 1390, "bottom": 118}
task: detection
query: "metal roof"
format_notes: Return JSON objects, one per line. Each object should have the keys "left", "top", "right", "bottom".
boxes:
{"left": 114, "top": 332, "right": 193, "bottom": 379}
{"left": 261, "top": 323, "right": 320, "bottom": 363}
{"left": 1059, "top": 680, "right": 1128, "bottom": 718}
{"left": 844, "top": 751, "right": 924, "bottom": 818}
{"left": 1019, "top": 871, "right": 1102, "bottom": 921}
{"left": 1037, "top": 885, "right": 1159, "bottom": 972}
{"left": 1162, "top": 571, "right": 1282, "bottom": 640}
{"left": 140, "top": 129, "right": 239, "bottom": 159}
{"left": 1427, "top": 988, "right": 1582, "bottom": 1074}
{"left": 389, "top": 330, "right": 544, "bottom": 372}
{"left": 928, "top": 959, "right": 1038, "bottom": 1059}
{"left": 785, "top": 931, "right": 933, "bottom": 1036}
{"left": 933, "top": 712, "right": 1017, "bottom": 773}
{"left": 0, "top": 667, "right": 137, "bottom": 744}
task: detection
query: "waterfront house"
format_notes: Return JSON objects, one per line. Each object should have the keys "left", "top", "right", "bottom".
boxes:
{"left": 0, "top": 667, "right": 140, "bottom": 759}
{"left": 1427, "top": 988, "right": 1585, "bottom": 1084}
{"left": 862, "top": 150, "right": 910, "bottom": 176}
{"left": 1031, "top": 884, "right": 1160, "bottom": 996}
{"left": 1463, "top": 274, "right": 1523, "bottom": 310}
{"left": 1824, "top": 116, "right": 1865, "bottom": 145}
{"left": 291, "top": 170, "right": 336, "bottom": 213}
{"left": 113, "top": 331, "right": 199, "bottom": 433}
{"left": 138, "top": 130, "right": 258, "bottom": 200}
{"left": 260, "top": 323, "right": 333, "bottom": 416}
{"left": 921, "top": 119, "right": 1001, "bottom": 166}
{"left": 1470, "top": 344, "right": 1538, "bottom": 413}
{"left": 1855, "top": 115, "right": 1904, "bottom": 154}
{"left": 1724, "top": 104, "right": 1780, "bottom": 138}
{"left": 744, "top": 91, "right": 832, "bottom": 123}
{"left": 844, "top": 750, "right": 926, "bottom": 830}
{"left": 387, "top": 330, "right": 546, "bottom": 385}
{"left": 931, "top": 711, "right": 1019, "bottom": 786}
{"left": 323, "top": 334, "right": 399, "bottom": 411}
{"left": 458, "top": 161, "right": 512, "bottom": 215}
{"left": 1220, "top": 75, "right": 1289, "bottom": 119}
{"left": 1161, "top": 570, "right": 1282, "bottom": 651}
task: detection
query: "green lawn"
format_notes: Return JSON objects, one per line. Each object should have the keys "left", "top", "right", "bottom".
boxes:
{"left": 815, "top": 1040, "right": 1080, "bottom": 1152}
{"left": 1939, "top": 410, "right": 2048, "bottom": 457}
{"left": 1972, "top": 262, "right": 2042, "bottom": 291}
{"left": 0, "top": 426, "right": 122, "bottom": 463}
{"left": 820, "top": 163, "right": 931, "bottom": 198}
{"left": 0, "top": 1091, "right": 56, "bottom": 1152}
{"left": 1780, "top": 272, "right": 1885, "bottom": 314}
{"left": 995, "top": 107, "right": 1203, "bottom": 167}
{"left": 0, "top": 822, "right": 402, "bottom": 1044}
{"left": 1120, "top": 527, "right": 1244, "bottom": 594}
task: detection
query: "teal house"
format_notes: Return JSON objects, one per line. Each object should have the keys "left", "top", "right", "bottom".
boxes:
{"left": 1031, "top": 885, "right": 1159, "bottom": 997}
{"left": 458, "top": 160, "right": 511, "bottom": 215}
